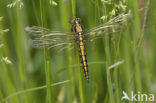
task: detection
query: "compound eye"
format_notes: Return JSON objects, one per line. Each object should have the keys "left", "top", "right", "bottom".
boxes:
{"left": 71, "top": 19, "right": 75, "bottom": 24}
{"left": 69, "top": 16, "right": 76, "bottom": 24}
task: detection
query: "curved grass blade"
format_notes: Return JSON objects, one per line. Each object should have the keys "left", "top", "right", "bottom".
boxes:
{"left": 0, "top": 80, "right": 70, "bottom": 102}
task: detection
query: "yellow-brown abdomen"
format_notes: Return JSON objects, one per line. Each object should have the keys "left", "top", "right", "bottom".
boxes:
{"left": 79, "top": 35, "right": 89, "bottom": 82}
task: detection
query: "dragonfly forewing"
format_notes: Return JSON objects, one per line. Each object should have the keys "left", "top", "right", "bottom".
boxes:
{"left": 25, "top": 26, "right": 75, "bottom": 51}
{"left": 84, "top": 13, "right": 132, "bottom": 42}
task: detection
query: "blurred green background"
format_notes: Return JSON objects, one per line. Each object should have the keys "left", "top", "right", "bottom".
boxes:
{"left": 0, "top": 0, "right": 156, "bottom": 103}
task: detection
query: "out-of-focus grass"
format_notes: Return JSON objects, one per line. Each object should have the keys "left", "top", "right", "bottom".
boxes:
{"left": 0, "top": 0, "right": 155, "bottom": 103}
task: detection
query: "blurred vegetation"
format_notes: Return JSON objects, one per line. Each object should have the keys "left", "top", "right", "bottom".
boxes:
{"left": 0, "top": 0, "right": 155, "bottom": 103}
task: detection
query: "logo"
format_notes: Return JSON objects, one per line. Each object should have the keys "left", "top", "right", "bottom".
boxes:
{"left": 121, "top": 91, "right": 155, "bottom": 102}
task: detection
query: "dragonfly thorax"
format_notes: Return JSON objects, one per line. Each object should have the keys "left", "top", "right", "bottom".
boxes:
{"left": 70, "top": 18, "right": 83, "bottom": 33}
{"left": 75, "top": 24, "right": 83, "bottom": 32}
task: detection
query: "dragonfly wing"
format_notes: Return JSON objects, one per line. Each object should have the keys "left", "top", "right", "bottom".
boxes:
{"left": 25, "top": 26, "right": 75, "bottom": 51}
{"left": 25, "top": 26, "right": 73, "bottom": 36}
{"left": 85, "top": 13, "right": 132, "bottom": 42}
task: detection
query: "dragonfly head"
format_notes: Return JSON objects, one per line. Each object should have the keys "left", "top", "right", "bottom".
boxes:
{"left": 69, "top": 17, "right": 81, "bottom": 25}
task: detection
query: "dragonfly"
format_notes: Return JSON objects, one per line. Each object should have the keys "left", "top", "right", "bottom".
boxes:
{"left": 25, "top": 13, "right": 131, "bottom": 82}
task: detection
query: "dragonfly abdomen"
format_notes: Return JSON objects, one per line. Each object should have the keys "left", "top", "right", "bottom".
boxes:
{"left": 78, "top": 32, "right": 89, "bottom": 82}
